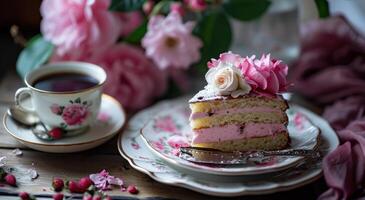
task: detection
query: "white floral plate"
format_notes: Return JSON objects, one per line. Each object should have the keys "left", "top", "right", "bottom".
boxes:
{"left": 140, "top": 102, "right": 320, "bottom": 175}
{"left": 118, "top": 97, "right": 339, "bottom": 196}
{"left": 3, "top": 94, "right": 126, "bottom": 153}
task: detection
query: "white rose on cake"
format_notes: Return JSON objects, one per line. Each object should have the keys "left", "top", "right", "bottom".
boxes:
{"left": 205, "top": 62, "right": 251, "bottom": 97}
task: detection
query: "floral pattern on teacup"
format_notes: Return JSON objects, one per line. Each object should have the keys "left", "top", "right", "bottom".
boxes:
{"left": 50, "top": 97, "right": 92, "bottom": 128}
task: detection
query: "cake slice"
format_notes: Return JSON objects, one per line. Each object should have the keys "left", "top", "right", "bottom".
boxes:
{"left": 189, "top": 52, "right": 290, "bottom": 152}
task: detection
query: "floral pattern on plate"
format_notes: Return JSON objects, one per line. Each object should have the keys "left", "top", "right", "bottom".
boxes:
{"left": 140, "top": 102, "right": 320, "bottom": 175}
{"left": 118, "top": 96, "right": 339, "bottom": 196}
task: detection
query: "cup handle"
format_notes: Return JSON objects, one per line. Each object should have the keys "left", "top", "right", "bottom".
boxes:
{"left": 15, "top": 87, "right": 36, "bottom": 113}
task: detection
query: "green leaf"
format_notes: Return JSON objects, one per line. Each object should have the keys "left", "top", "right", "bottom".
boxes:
{"left": 16, "top": 35, "right": 54, "bottom": 79}
{"left": 314, "top": 0, "right": 330, "bottom": 18}
{"left": 223, "top": 0, "right": 271, "bottom": 21}
{"left": 193, "top": 10, "right": 232, "bottom": 74}
{"left": 124, "top": 21, "right": 147, "bottom": 44}
{"left": 150, "top": 0, "right": 171, "bottom": 16}
{"left": 109, "top": 0, "right": 146, "bottom": 12}
{"left": 75, "top": 97, "right": 81, "bottom": 103}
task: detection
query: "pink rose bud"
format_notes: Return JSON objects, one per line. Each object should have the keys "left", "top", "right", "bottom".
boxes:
{"left": 170, "top": 2, "right": 185, "bottom": 16}
{"left": 82, "top": 193, "right": 93, "bottom": 200}
{"left": 127, "top": 185, "right": 138, "bottom": 194}
{"left": 53, "top": 193, "right": 64, "bottom": 200}
{"left": 49, "top": 128, "right": 63, "bottom": 140}
{"left": 187, "top": 0, "right": 206, "bottom": 11}
{"left": 143, "top": 0, "right": 154, "bottom": 15}
{"left": 78, "top": 177, "right": 93, "bottom": 191}
{"left": 19, "top": 192, "right": 30, "bottom": 200}
{"left": 5, "top": 174, "right": 16, "bottom": 186}
{"left": 52, "top": 178, "right": 64, "bottom": 192}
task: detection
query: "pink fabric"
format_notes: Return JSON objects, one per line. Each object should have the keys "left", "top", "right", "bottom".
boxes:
{"left": 291, "top": 15, "right": 365, "bottom": 199}
{"left": 319, "top": 119, "right": 365, "bottom": 200}
{"left": 290, "top": 15, "right": 365, "bottom": 104}
{"left": 93, "top": 44, "right": 167, "bottom": 111}
{"left": 141, "top": 12, "right": 202, "bottom": 70}
{"left": 40, "top": 0, "right": 121, "bottom": 59}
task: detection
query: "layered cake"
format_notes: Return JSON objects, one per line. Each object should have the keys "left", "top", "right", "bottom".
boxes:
{"left": 189, "top": 52, "right": 289, "bottom": 151}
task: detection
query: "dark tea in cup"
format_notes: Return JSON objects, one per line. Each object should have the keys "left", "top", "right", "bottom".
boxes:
{"left": 32, "top": 72, "right": 99, "bottom": 92}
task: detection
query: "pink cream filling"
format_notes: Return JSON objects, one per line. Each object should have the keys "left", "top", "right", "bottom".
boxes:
{"left": 190, "top": 107, "right": 281, "bottom": 120}
{"left": 192, "top": 123, "right": 286, "bottom": 144}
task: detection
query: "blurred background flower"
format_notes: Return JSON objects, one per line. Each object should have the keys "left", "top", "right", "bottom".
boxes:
{"left": 142, "top": 12, "right": 202, "bottom": 70}
{"left": 94, "top": 44, "right": 167, "bottom": 111}
{"left": 40, "top": 0, "right": 121, "bottom": 60}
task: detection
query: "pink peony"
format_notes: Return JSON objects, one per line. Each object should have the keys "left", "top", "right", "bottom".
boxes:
{"left": 142, "top": 12, "right": 202, "bottom": 69}
{"left": 61, "top": 104, "right": 88, "bottom": 126}
{"left": 94, "top": 44, "right": 167, "bottom": 111}
{"left": 207, "top": 51, "right": 242, "bottom": 69}
{"left": 240, "top": 54, "right": 288, "bottom": 95}
{"left": 40, "top": 0, "right": 121, "bottom": 58}
{"left": 118, "top": 11, "right": 144, "bottom": 37}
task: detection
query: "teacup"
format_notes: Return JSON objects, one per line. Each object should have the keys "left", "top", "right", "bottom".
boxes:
{"left": 14, "top": 62, "right": 107, "bottom": 131}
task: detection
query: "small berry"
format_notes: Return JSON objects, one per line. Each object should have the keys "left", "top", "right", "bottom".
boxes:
{"left": 83, "top": 193, "right": 93, "bottom": 200}
{"left": 104, "top": 196, "right": 112, "bottom": 200}
{"left": 4, "top": 174, "right": 16, "bottom": 186}
{"left": 68, "top": 180, "right": 82, "bottom": 193}
{"left": 127, "top": 185, "right": 138, "bottom": 194}
{"left": 19, "top": 192, "right": 30, "bottom": 200}
{"left": 52, "top": 178, "right": 64, "bottom": 192}
{"left": 92, "top": 195, "right": 102, "bottom": 200}
{"left": 53, "top": 193, "right": 64, "bottom": 200}
{"left": 78, "top": 177, "right": 93, "bottom": 191}
{"left": 49, "top": 128, "right": 63, "bottom": 139}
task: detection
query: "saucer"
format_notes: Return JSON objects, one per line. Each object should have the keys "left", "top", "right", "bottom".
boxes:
{"left": 3, "top": 94, "right": 126, "bottom": 153}
{"left": 118, "top": 96, "right": 339, "bottom": 196}
{"left": 140, "top": 104, "right": 320, "bottom": 175}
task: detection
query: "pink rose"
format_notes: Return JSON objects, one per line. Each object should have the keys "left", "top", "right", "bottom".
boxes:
{"left": 40, "top": 0, "right": 121, "bottom": 58}
{"left": 118, "top": 11, "right": 144, "bottom": 37}
{"left": 61, "top": 104, "right": 88, "bottom": 126}
{"left": 94, "top": 44, "right": 167, "bottom": 111}
{"left": 240, "top": 54, "right": 288, "bottom": 95}
{"left": 50, "top": 104, "right": 62, "bottom": 115}
{"left": 142, "top": 12, "right": 202, "bottom": 69}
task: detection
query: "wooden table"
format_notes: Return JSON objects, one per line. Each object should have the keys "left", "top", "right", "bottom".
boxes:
{"left": 0, "top": 70, "right": 328, "bottom": 200}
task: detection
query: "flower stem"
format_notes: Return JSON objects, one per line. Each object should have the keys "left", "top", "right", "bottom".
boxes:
{"left": 314, "top": 0, "right": 330, "bottom": 18}
{"left": 10, "top": 25, "right": 27, "bottom": 47}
